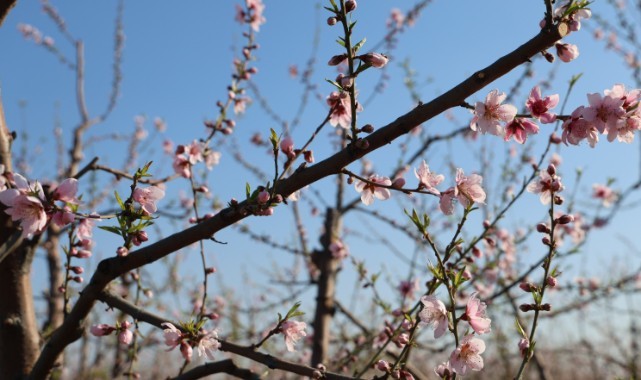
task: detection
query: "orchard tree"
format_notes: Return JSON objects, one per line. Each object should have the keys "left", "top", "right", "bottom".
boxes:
{"left": 1, "top": 0, "right": 640, "bottom": 379}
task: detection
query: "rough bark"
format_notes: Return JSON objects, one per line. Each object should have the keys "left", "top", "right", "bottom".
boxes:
{"left": 311, "top": 208, "right": 341, "bottom": 366}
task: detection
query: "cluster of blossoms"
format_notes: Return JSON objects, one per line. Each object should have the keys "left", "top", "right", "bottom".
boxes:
{"left": 0, "top": 172, "right": 80, "bottom": 238}
{"left": 172, "top": 140, "right": 221, "bottom": 178}
{"left": 17, "top": 23, "right": 54, "bottom": 47}
{"left": 419, "top": 293, "right": 491, "bottom": 376}
{"left": 354, "top": 161, "right": 486, "bottom": 216}
{"left": 161, "top": 323, "right": 221, "bottom": 362}
{"left": 234, "top": 0, "right": 266, "bottom": 32}
{"left": 470, "top": 86, "right": 558, "bottom": 144}
{"left": 90, "top": 321, "right": 134, "bottom": 345}
{"left": 562, "top": 84, "right": 641, "bottom": 147}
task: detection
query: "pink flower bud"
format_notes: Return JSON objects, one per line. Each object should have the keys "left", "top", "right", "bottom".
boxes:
{"left": 536, "top": 223, "right": 550, "bottom": 233}
{"left": 391, "top": 178, "right": 405, "bottom": 189}
{"left": 547, "top": 276, "right": 558, "bottom": 288}
{"left": 327, "top": 17, "right": 337, "bottom": 26}
{"left": 91, "top": 324, "right": 115, "bottom": 337}
{"left": 117, "top": 246, "right": 129, "bottom": 257}
{"left": 328, "top": 54, "right": 347, "bottom": 66}
{"left": 303, "top": 150, "right": 314, "bottom": 163}
{"left": 361, "top": 124, "right": 374, "bottom": 133}
{"left": 345, "top": 0, "right": 357, "bottom": 12}
{"left": 376, "top": 359, "right": 391, "bottom": 372}
{"left": 119, "top": 329, "right": 133, "bottom": 345}
{"left": 556, "top": 214, "right": 574, "bottom": 225}
{"left": 257, "top": 190, "right": 270, "bottom": 204}
{"left": 555, "top": 42, "right": 579, "bottom": 63}
{"left": 360, "top": 53, "right": 389, "bottom": 68}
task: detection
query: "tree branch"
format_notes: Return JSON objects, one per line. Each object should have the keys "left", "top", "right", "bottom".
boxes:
{"left": 28, "top": 22, "right": 567, "bottom": 379}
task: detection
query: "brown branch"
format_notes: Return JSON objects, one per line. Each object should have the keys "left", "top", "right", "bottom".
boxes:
{"left": 172, "top": 359, "right": 259, "bottom": 380}
{"left": 28, "top": 23, "right": 568, "bottom": 379}
{"left": 97, "top": 291, "right": 356, "bottom": 380}
{"left": 0, "top": 0, "right": 17, "bottom": 27}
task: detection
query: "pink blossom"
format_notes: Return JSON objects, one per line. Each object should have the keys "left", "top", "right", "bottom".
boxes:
{"left": 470, "top": 90, "right": 517, "bottom": 136}
{"left": 555, "top": 42, "right": 579, "bottom": 62}
{"left": 153, "top": 117, "right": 167, "bottom": 132}
{"left": 233, "top": 97, "right": 249, "bottom": 115}
{"left": 161, "top": 323, "right": 183, "bottom": 350}
{"left": 526, "top": 86, "right": 559, "bottom": 123}
{"left": 196, "top": 330, "right": 221, "bottom": 359}
{"left": 329, "top": 239, "right": 349, "bottom": 260}
{"left": 592, "top": 183, "right": 618, "bottom": 207}
{"left": 504, "top": 118, "right": 540, "bottom": 144}
{"left": 52, "top": 206, "right": 75, "bottom": 227}
{"left": 186, "top": 140, "right": 205, "bottom": 164}
{"left": 90, "top": 324, "right": 115, "bottom": 337}
{"left": 527, "top": 165, "right": 564, "bottom": 204}
{"left": 419, "top": 295, "right": 448, "bottom": 339}
{"left": 133, "top": 186, "right": 165, "bottom": 214}
{"left": 449, "top": 334, "right": 486, "bottom": 375}
{"left": 280, "top": 136, "right": 295, "bottom": 159}
{"left": 180, "top": 341, "right": 193, "bottom": 362}
{"left": 354, "top": 175, "right": 392, "bottom": 205}
{"left": 281, "top": 320, "right": 307, "bottom": 352}
{"left": 387, "top": 8, "right": 404, "bottom": 29}
{"left": 464, "top": 293, "right": 491, "bottom": 334}
{"left": 0, "top": 174, "right": 48, "bottom": 238}
{"left": 397, "top": 278, "right": 420, "bottom": 300}
{"left": 414, "top": 160, "right": 443, "bottom": 194}
{"left": 434, "top": 361, "right": 454, "bottom": 379}
{"left": 53, "top": 178, "right": 78, "bottom": 203}
{"left": 582, "top": 92, "right": 625, "bottom": 134}
{"left": 439, "top": 169, "right": 486, "bottom": 215}
{"left": 205, "top": 151, "right": 221, "bottom": 170}
{"left": 173, "top": 155, "right": 192, "bottom": 178}
{"left": 163, "top": 139, "right": 174, "bottom": 154}
{"left": 77, "top": 218, "right": 95, "bottom": 242}
{"left": 327, "top": 91, "right": 361, "bottom": 129}
{"left": 554, "top": 1, "right": 591, "bottom": 31}
{"left": 561, "top": 106, "right": 599, "bottom": 147}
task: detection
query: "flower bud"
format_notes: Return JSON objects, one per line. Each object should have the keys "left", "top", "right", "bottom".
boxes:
{"left": 519, "top": 282, "right": 536, "bottom": 292}
{"left": 345, "top": 0, "right": 357, "bottom": 12}
{"left": 361, "top": 124, "right": 374, "bottom": 133}
{"left": 303, "top": 150, "right": 315, "bottom": 163}
{"left": 257, "top": 190, "right": 270, "bottom": 204}
{"left": 542, "top": 236, "right": 551, "bottom": 246}
{"left": 328, "top": 54, "right": 347, "bottom": 66}
{"left": 327, "top": 17, "right": 337, "bottom": 26}
{"left": 556, "top": 214, "right": 574, "bottom": 225}
{"left": 546, "top": 276, "right": 558, "bottom": 288}
{"left": 546, "top": 164, "right": 556, "bottom": 176}
{"left": 540, "top": 303, "right": 552, "bottom": 311}
{"left": 542, "top": 49, "right": 555, "bottom": 63}
{"left": 355, "top": 138, "right": 369, "bottom": 149}
{"left": 117, "top": 246, "right": 129, "bottom": 257}
{"left": 359, "top": 53, "right": 389, "bottom": 68}
{"left": 549, "top": 133, "right": 562, "bottom": 144}
{"left": 519, "top": 303, "right": 534, "bottom": 312}
{"left": 553, "top": 195, "right": 564, "bottom": 205}
{"left": 391, "top": 178, "right": 405, "bottom": 189}
{"left": 536, "top": 223, "right": 550, "bottom": 233}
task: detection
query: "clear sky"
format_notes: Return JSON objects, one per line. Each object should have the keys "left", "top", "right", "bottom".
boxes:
{"left": 1, "top": 0, "right": 640, "bottom": 345}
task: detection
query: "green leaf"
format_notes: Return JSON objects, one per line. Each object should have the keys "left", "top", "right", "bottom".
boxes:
{"left": 569, "top": 73, "right": 583, "bottom": 88}
{"left": 269, "top": 128, "right": 279, "bottom": 150}
{"left": 336, "top": 38, "right": 346, "bottom": 47}
{"left": 514, "top": 318, "right": 527, "bottom": 338}
{"left": 98, "top": 226, "right": 123, "bottom": 236}
{"left": 245, "top": 183, "right": 251, "bottom": 199}
{"left": 114, "top": 191, "right": 125, "bottom": 210}
{"left": 325, "top": 78, "right": 343, "bottom": 91}
{"left": 353, "top": 37, "right": 366, "bottom": 53}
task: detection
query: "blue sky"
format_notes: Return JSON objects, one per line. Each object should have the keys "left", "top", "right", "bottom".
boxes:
{"left": 1, "top": 0, "right": 640, "bottom": 345}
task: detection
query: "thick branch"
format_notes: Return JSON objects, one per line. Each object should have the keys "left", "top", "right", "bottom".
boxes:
{"left": 0, "top": 0, "right": 17, "bottom": 27}
{"left": 29, "top": 23, "right": 567, "bottom": 379}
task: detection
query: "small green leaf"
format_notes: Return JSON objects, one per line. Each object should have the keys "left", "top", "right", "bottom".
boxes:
{"left": 515, "top": 318, "right": 527, "bottom": 338}
{"left": 245, "top": 183, "right": 251, "bottom": 199}
{"left": 353, "top": 37, "right": 366, "bottom": 53}
{"left": 114, "top": 191, "right": 125, "bottom": 210}
{"left": 98, "top": 226, "right": 123, "bottom": 236}
{"left": 336, "top": 38, "right": 346, "bottom": 47}
{"left": 325, "top": 78, "right": 343, "bottom": 91}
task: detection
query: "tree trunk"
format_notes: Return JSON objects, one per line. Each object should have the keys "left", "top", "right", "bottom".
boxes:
{"left": 311, "top": 208, "right": 341, "bottom": 367}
